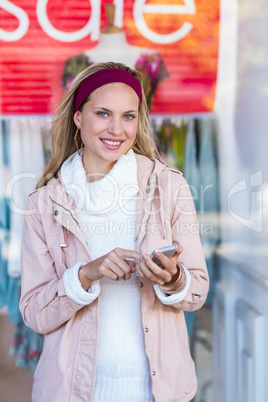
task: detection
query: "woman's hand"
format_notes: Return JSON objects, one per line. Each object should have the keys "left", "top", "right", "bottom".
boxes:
{"left": 136, "top": 245, "right": 183, "bottom": 286}
{"left": 78, "top": 248, "right": 141, "bottom": 291}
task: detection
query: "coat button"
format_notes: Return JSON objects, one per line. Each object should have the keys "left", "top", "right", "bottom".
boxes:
{"left": 139, "top": 282, "right": 143, "bottom": 288}
{"left": 152, "top": 371, "right": 156, "bottom": 376}
{"left": 134, "top": 236, "right": 139, "bottom": 242}
{"left": 145, "top": 327, "right": 149, "bottom": 333}
{"left": 54, "top": 210, "right": 59, "bottom": 216}
{"left": 146, "top": 188, "right": 151, "bottom": 194}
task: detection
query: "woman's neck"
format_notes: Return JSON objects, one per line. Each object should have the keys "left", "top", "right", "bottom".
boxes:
{"left": 82, "top": 154, "right": 116, "bottom": 183}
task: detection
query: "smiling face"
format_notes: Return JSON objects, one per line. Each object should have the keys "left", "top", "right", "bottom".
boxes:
{"left": 73, "top": 82, "right": 139, "bottom": 177}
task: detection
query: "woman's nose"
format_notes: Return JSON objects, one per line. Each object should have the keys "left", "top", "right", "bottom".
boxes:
{"left": 108, "top": 117, "right": 122, "bottom": 136}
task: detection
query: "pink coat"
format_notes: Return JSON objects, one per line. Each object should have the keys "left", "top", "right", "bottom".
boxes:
{"left": 20, "top": 153, "right": 209, "bottom": 402}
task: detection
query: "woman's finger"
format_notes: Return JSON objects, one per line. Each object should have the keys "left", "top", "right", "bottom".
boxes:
{"left": 169, "top": 244, "right": 183, "bottom": 264}
{"left": 100, "top": 259, "right": 130, "bottom": 281}
{"left": 137, "top": 259, "right": 166, "bottom": 286}
{"left": 125, "top": 259, "right": 136, "bottom": 273}
{"left": 138, "top": 257, "right": 174, "bottom": 285}
{"left": 109, "top": 252, "right": 134, "bottom": 278}
{"left": 147, "top": 253, "right": 176, "bottom": 276}
{"left": 115, "top": 248, "right": 141, "bottom": 262}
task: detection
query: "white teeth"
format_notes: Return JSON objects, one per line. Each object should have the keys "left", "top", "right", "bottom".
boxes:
{"left": 102, "top": 139, "right": 121, "bottom": 146}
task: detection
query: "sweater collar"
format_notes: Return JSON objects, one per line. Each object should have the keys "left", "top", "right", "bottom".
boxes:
{"left": 60, "top": 149, "right": 139, "bottom": 215}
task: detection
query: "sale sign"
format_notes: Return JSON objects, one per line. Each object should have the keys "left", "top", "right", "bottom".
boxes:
{"left": 0, "top": 0, "right": 220, "bottom": 115}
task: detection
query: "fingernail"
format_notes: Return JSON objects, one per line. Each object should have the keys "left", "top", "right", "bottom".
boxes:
{"left": 143, "top": 254, "right": 148, "bottom": 261}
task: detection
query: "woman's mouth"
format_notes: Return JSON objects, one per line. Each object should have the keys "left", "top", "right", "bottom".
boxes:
{"left": 100, "top": 138, "right": 123, "bottom": 150}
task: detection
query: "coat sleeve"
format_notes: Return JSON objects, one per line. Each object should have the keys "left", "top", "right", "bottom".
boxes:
{"left": 168, "top": 172, "right": 209, "bottom": 311}
{"left": 19, "top": 196, "right": 87, "bottom": 335}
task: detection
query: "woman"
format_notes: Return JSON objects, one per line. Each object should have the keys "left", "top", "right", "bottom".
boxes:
{"left": 19, "top": 62, "right": 209, "bottom": 402}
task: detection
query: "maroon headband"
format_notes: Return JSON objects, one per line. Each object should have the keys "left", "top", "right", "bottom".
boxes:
{"left": 73, "top": 68, "right": 142, "bottom": 113}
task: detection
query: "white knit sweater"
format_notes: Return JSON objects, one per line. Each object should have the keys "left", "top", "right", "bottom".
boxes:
{"left": 61, "top": 150, "right": 191, "bottom": 401}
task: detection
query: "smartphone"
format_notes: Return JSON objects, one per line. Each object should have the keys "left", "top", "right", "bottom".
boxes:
{"left": 150, "top": 245, "right": 178, "bottom": 268}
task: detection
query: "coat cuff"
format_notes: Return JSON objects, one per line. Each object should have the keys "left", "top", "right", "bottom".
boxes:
{"left": 63, "top": 262, "right": 100, "bottom": 305}
{"left": 153, "top": 265, "right": 191, "bottom": 306}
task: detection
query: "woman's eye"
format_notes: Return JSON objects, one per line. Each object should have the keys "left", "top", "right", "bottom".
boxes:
{"left": 97, "top": 111, "right": 108, "bottom": 117}
{"left": 124, "top": 114, "right": 135, "bottom": 120}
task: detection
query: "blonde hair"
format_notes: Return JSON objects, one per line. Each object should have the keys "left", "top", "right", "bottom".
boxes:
{"left": 37, "top": 61, "right": 160, "bottom": 188}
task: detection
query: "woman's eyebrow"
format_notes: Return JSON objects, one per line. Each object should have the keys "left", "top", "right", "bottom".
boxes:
{"left": 93, "top": 107, "right": 111, "bottom": 112}
{"left": 93, "top": 107, "right": 138, "bottom": 113}
{"left": 124, "top": 109, "right": 138, "bottom": 113}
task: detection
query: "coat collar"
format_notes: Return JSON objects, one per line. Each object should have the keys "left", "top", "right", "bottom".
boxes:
{"left": 60, "top": 149, "right": 139, "bottom": 216}
{"left": 47, "top": 152, "right": 167, "bottom": 202}
{"left": 134, "top": 153, "right": 167, "bottom": 198}
{"left": 47, "top": 153, "right": 169, "bottom": 247}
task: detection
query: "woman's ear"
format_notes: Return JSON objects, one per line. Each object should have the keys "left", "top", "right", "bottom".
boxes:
{"left": 74, "top": 110, "right": 81, "bottom": 128}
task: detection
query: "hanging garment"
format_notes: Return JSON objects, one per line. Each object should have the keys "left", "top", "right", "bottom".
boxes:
{"left": 171, "top": 119, "right": 187, "bottom": 171}
{"left": 198, "top": 119, "right": 220, "bottom": 305}
{"left": 198, "top": 119, "right": 219, "bottom": 215}
{"left": 0, "top": 120, "right": 11, "bottom": 310}
{"left": 7, "top": 118, "right": 45, "bottom": 278}
{"left": 1, "top": 117, "right": 47, "bottom": 370}
{"left": 183, "top": 119, "right": 200, "bottom": 213}
{"left": 182, "top": 119, "right": 201, "bottom": 335}
{"left": 156, "top": 119, "right": 186, "bottom": 171}
{"left": 158, "top": 120, "right": 178, "bottom": 169}
{"left": 10, "top": 313, "right": 44, "bottom": 371}
{"left": 0, "top": 121, "right": 21, "bottom": 325}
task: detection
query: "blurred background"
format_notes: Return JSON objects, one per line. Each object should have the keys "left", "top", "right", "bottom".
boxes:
{"left": 0, "top": 1, "right": 267, "bottom": 401}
